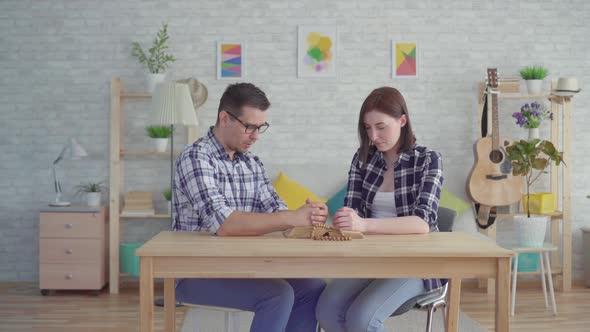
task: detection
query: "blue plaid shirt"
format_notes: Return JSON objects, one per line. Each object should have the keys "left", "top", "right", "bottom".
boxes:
{"left": 345, "top": 145, "right": 445, "bottom": 291}
{"left": 172, "top": 128, "right": 287, "bottom": 233}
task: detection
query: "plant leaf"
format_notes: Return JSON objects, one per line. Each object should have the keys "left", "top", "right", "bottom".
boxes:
{"left": 532, "top": 158, "right": 548, "bottom": 170}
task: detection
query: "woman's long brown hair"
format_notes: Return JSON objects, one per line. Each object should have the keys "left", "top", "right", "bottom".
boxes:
{"left": 357, "top": 87, "right": 416, "bottom": 166}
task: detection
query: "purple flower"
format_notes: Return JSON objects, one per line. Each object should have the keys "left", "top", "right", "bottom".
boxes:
{"left": 512, "top": 112, "right": 529, "bottom": 127}
{"left": 514, "top": 101, "right": 551, "bottom": 129}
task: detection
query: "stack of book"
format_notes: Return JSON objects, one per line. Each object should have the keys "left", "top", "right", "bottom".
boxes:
{"left": 498, "top": 77, "right": 520, "bottom": 93}
{"left": 120, "top": 191, "right": 155, "bottom": 216}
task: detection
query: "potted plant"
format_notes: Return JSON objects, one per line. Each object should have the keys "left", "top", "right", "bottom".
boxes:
{"left": 146, "top": 125, "right": 172, "bottom": 152}
{"left": 162, "top": 188, "right": 172, "bottom": 215}
{"left": 511, "top": 101, "right": 552, "bottom": 139}
{"left": 506, "top": 139, "right": 564, "bottom": 247}
{"left": 519, "top": 65, "right": 549, "bottom": 95}
{"left": 131, "top": 23, "right": 176, "bottom": 93}
{"left": 75, "top": 181, "right": 106, "bottom": 207}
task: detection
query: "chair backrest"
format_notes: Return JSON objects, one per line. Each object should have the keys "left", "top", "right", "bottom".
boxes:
{"left": 389, "top": 207, "right": 457, "bottom": 317}
{"left": 436, "top": 207, "right": 457, "bottom": 232}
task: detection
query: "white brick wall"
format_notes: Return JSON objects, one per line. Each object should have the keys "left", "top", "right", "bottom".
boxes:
{"left": 1, "top": 0, "right": 589, "bottom": 282}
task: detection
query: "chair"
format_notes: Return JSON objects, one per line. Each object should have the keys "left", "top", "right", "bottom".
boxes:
{"left": 182, "top": 304, "right": 241, "bottom": 332}
{"left": 388, "top": 206, "right": 457, "bottom": 332}
{"left": 155, "top": 296, "right": 241, "bottom": 332}
{"left": 317, "top": 207, "right": 457, "bottom": 332}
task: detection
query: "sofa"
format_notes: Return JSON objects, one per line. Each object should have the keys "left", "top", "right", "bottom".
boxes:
{"left": 263, "top": 163, "right": 481, "bottom": 236}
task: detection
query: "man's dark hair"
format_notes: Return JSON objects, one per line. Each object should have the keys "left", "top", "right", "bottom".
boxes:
{"left": 217, "top": 83, "right": 270, "bottom": 124}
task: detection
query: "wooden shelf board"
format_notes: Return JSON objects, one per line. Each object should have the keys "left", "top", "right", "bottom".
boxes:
{"left": 120, "top": 273, "right": 139, "bottom": 278}
{"left": 120, "top": 150, "right": 181, "bottom": 157}
{"left": 121, "top": 93, "right": 151, "bottom": 99}
{"left": 497, "top": 93, "right": 551, "bottom": 99}
{"left": 513, "top": 268, "right": 562, "bottom": 276}
{"left": 120, "top": 214, "right": 170, "bottom": 219}
{"left": 496, "top": 211, "right": 563, "bottom": 219}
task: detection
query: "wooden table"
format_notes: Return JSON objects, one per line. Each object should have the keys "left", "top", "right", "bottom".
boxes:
{"left": 136, "top": 231, "right": 513, "bottom": 332}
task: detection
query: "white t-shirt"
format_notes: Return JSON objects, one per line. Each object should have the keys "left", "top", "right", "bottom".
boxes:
{"left": 370, "top": 191, "right": 397, "bottom": 218}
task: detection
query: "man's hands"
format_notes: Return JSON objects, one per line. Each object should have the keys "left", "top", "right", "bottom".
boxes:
{"left": 333, "top": 207, "right": 366, "bottom": 232}
{"left": 292, "top": 198, "right": 328, "bottom": 227}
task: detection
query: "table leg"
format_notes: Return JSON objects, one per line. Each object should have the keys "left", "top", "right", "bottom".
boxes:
{"left": 496, "top": 257, "right": 510, "bottom": 332}
{"left": 165, "top": 278, "right": 177, "bottom": 332}
{"left": 478, "top": 223, "right": 497, "bottom": 295}
{"left": 140, "top": 257, "right": 154, "bottom": 332}
{"left": 446, "top": 278, "right": 461, "bottom": 332}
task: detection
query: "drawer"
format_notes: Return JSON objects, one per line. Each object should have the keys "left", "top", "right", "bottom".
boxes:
{"left": 40, "top": 212, "right": 104, "bottom": 238}
{"left": 40, "top": 239, "right": 102, "bottom": 263}
{"left": 39, "top": 263, "right": 104, "bottom": 290}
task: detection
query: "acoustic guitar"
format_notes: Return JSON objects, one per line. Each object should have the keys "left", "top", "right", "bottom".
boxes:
{"left": 468, "top": 68, "right": 523, "bottom": 206}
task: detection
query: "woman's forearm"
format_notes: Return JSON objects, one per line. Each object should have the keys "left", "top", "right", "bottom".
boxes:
{"left": 363, "top": 216, "right": 430, "bottom": 234}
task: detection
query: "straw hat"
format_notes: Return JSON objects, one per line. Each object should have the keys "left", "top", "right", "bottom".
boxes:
{"left": 552, "top": 77, "right": 581, "bottom": 97}
{"left": 176, "top": 78, "right": 208, "bottom": 110}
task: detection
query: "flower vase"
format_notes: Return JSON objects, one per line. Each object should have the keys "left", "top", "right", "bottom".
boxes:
{"left": 528, "top": 128, "right": 540, "bottom": 140}
{"left": 147, "top": 73, "right": 166, "bottom": 93}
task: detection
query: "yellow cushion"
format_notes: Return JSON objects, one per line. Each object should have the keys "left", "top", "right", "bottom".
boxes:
{"left": 272, "top": 172, "right": 327, "bottom": 210}
{"left": 439, "top": 187, "right": 471, "bottom": 216}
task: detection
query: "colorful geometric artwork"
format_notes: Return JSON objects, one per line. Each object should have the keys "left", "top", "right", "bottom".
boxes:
{"left": 393, "top": 41, "right": 418, "bottom": 78}
{"left": 217, "top": 41, "right": 245, "bottom": 79}
{"left": 298, "top": 25, "right": 337, "bottom": 77}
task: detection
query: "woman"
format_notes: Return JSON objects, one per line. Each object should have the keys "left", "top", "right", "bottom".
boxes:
{"left": 316, "top": 87, "right": 444, "bottom": 332}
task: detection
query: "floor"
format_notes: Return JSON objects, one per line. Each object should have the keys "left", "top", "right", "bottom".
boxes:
{"left": 0, "top": 282, "right": 589, "bottom": 332}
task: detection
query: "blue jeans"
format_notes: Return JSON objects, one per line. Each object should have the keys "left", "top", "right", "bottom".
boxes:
{"left": 316, "top": 278, "right": 426, "bottom": 332}
{"left": 176, "top": 278, "right": 326, "bottom": 332}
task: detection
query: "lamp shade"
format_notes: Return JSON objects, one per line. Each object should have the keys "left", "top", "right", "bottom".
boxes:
{"left": 151, "top": 82, "right": 198, "bottom": 126}
{"left": 69, "top": 138, "right": 88, "bottom": 159}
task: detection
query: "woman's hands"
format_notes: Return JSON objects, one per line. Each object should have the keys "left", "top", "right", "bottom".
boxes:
{"left": 333, "top": 207, "right": 366, "bottom": 232}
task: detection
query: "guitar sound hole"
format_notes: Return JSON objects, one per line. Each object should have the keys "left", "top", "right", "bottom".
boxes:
{"left": 489, "top": 150, "right": 503, "bottom": 164}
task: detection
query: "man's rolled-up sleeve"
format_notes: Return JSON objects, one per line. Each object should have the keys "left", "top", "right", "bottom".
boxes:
{"left": 177, "top": 153, "right": 234, "bottom": 234}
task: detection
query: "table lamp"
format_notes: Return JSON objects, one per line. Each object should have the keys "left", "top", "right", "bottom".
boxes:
{"left": 50, "top": 138, "right": 88, "bottom": 206}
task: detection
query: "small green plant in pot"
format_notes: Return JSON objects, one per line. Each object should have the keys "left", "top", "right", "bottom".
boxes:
{"left": 75, "top": 181, "right": 106, "bottom": 207}
{"left": 131, "top": 23, "right": 176, "bottom": 92}
{"left": 506, "top": 139, "right": 564, "bottom": 247}
{"left": 519, "top": 65, "right": 549, "bottom": 95}
{"left": 146, "top": 125, "right": 172, "bottom": 152}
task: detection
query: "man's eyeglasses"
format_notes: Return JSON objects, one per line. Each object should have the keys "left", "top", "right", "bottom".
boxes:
{"left": 226, "top": 111, "right": 269, "bottom": 134}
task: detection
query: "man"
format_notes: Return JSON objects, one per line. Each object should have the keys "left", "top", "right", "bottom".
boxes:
{"left": 173, "top": 82, "right": 328, "bottom": 332}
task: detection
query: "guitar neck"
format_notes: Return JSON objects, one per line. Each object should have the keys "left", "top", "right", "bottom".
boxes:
{"left": 491, "top": 92, "right": 499, "bottom": 150}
